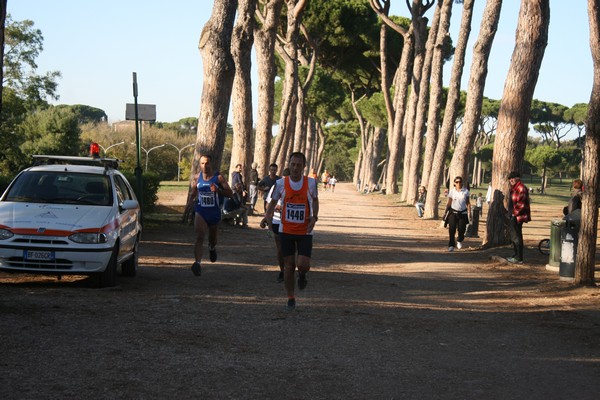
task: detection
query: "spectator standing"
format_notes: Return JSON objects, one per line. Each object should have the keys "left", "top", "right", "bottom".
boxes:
{"left": 248, "top": 162, "right": 259, "bottom": 215}
{"left": 258, "top": 163, "right": 280, "bottom": 214}
{"left": 231, "top": 163, "right": 247, "bottom": 201}
{"left": 445, "top": 176, "right": 471, "bottom": 251}
{"left": 507, "top": 171, "right": 531, "bottom": 264}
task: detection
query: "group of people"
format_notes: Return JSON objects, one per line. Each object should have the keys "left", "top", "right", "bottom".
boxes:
{"left": 191, "top": 153, "right": 582, "bottom": 309}
{"left": 191, "top": 152, "right": 319, "bottom": 311}
{"left": 416, "top": 172, "right": 533, "bottom": 264}
{"left": 317, "top": 169, "right": 337, "bottom": 192}
{"left": 443, "top": 172, "right": 531, "bottom": 263}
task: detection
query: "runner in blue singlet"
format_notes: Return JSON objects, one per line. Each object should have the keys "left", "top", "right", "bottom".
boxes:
{"left": 191, "top": 155, "right": 233, "bottom": 277}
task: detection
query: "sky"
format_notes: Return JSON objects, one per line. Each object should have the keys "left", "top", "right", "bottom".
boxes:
{"left": 7, "top": 1, "right": 592, "bottom": 125}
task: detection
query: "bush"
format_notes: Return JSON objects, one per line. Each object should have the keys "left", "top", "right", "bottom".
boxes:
{"left": 0, "top": 175, "right": 15, "bottom": 195}
{"left": 123, "top": 171, "right": 161, "bottom": 213}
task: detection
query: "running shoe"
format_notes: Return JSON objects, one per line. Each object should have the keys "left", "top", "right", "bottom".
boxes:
{"left": 506, "top": 257, "right": 523, "bottom": 264}
{"left": 191, "top": 261, "right": 201, "bottom": 276}
{"left": 456, "top": 241, "right": 463, "bottom": 249}
{"left": 286, "top": 298, "right": 296, "bottom": 311}
{"left": 209, "top": 247, "right": 217, "bottom": 263}
{"left": 298, "top": 272, "right": 308, "bottom": 290}
{"left": 277, "top": 271, "right": 284, "bottom": 283}
{"left": 448, "top": 246, "right": 454, "bottom": 252}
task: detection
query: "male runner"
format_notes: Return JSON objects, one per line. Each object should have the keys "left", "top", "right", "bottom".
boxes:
{"left": 191, "top": 154, "right": 233, "bottom": 276}
{"left": 261, "top": 152, "right": 319, "bottom": 310}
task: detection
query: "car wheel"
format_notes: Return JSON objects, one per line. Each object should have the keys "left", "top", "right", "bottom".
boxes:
{"left": 97, "top": 246, "right": 118, "bottom": 288}
{"left": 121, "top": 237, "right": 139, "bottom": 277}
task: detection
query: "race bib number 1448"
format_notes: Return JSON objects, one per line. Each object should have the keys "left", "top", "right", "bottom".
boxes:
{"left": 285, "top": 203, "right": 306, "bottom": 223}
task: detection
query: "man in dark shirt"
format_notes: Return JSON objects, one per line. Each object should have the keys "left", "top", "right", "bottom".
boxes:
{"left": 258, "top": 163, "right": 280, "bottom": 214}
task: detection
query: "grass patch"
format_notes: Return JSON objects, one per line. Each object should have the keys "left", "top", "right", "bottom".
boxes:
{"left": 159, "top": 181, "right": 189, "bottom": 192}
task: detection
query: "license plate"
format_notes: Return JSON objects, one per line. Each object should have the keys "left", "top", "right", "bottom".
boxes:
{"left": 24, "top": 250, "right": 54, "bottom": 261}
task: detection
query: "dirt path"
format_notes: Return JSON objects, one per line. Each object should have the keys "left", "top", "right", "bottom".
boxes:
{"left": 2, "top": 183, "right": 600, "bottom": 399}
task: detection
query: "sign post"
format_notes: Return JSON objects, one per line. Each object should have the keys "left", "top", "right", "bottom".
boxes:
{"left": 127, "top": 73, "right": 156, "bottom": 221}
{"left": 132, "top": 73, "right": 143, "bottom": 214}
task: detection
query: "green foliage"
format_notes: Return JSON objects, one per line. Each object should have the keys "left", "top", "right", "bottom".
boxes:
{"left": 526, "top": 145, "right": 562, "bottom": 173}
{"left": 56, "top": 104, "right": 108, "bottom": 124}
{"left": 358, "top": 92, "right": 387, "bottom": 128}
{"left": 18, "top": 106, "right": 82, "bottom": 157}
{"left": 153, "top": 117, "right": 198, "bottom": 136}
{"left": 3, "top": 15, "right": 61, "bottom": 110}
{"left": 122, "top": 171, "right": 161, "bottom": 213}
{"left": 322, "top": 121, "right": 359, "bottom": 181}
{"left": 563, "top": 103, "right": 587, "bottom": 126}
{"left": 0, "top": 175, "right": 14, "bottom": 195}
{"left": 303, "top": 66, "right": 346, "bottom": 122}
{"left": 1, "top": 15, "right": 63, "bottom": 175}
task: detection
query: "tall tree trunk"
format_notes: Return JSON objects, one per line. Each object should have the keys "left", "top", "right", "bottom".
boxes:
{"left": 316, "top": 121, "right": 326, "bottom": 175}
{"left": 254, "top": 0, "right": 284, "bottom": 178}
{"left": 421, "top": 0, "right": 454, "bottom": 188}
{"left": 184, "top": 0, "right": 238, "bottom": 222}
{"left": 449, "top": 0, "right": 503, "bottom": 182}
{"left": 425, "top": 0, "right": 493, "bottom": 219}
{"left": 230, "top": 0, "right": 257, "bottom": 183}
{"left": 0, "top": 0, "right": 7, "bottom": 114}
{"left": 305, "top": 116, "right": 316, "bottom": 172}
{"left": 483, "top": 0, "right": 549, "bottom": 248}
{"left": 350, "top": 88, "right": 369, "bottom": 188}
{"left": 405, "top": 0, "right": 445, "bottom": 205}
{"left": 385, "top": 28, "right": 414, "bottom": 195}
{"left": 368, "top": 127, "right": 386, "bottom": 190}
{"left": 400, "top": 1, "right": 431, "bottom": 202}
{"left": 372, "top": 1, "right": 395, "bottom": 188}
{"left": 272, "top": 0, "right": 307, "bottom": 166}
{"left": 575, "top": 0, "right": 600, "bottom": 285}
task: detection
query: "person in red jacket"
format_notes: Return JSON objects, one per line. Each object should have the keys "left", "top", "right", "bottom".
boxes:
{"left": 507, "top": 171, "right": 531, "bottom": 264}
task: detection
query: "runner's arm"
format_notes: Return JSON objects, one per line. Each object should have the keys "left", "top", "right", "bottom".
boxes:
{"left": 216, "top": 175, "right": 234, "bottom": 198}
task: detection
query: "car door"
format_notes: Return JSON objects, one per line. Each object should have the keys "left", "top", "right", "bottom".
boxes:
{"left": 113, "top": 174, "right": 139, "bottom": 255}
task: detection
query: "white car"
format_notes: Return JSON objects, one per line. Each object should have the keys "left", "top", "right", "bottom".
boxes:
{"left": 0, "top": 155, "right": 142, "bottom": 287}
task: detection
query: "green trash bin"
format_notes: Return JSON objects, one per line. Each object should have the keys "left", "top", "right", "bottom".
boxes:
{"left": 548, "top": 219, "right": 565, "bottom": 269}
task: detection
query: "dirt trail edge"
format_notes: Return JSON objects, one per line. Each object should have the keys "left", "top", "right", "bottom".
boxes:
{"left": 1, "top": 183, "right": 600, "bottom": 399}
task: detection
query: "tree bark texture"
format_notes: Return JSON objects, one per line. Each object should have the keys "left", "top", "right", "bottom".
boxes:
{"left": 421, "top": 0, "right": 454, "bottom": 188}
{"left": 0, "top": 0, "right": 7, "bottom": 114}
{"left": 483, "top": 0, "right": 549, "bottom": 248}
{"left": 230, "top": 0, "right": 257, "bottom": 184}
{"left": 400, "top": 2, "right": 430, "bottom": 202}
{"left": 385, "top": 28, "right": 414, "bottom": 195}
{"left": 575, "top": 0, "right": 600, "bottom": 285}
{"left": 272, "top": 0, "right": 306, "bottom": 168}
{"left": 254, "top": 0, "right": 283, "bottom": 178}
{"left": 405, "top": 0, "right": 445, "bottom": 205}
{"left": 449, "top": 0, "right": 502, "bottom": 183}
{"left": 184, "top": 0, "right": 238, "bottom": 222}
{"left": 424, "top": 0, "right": 476, "bottom": 218}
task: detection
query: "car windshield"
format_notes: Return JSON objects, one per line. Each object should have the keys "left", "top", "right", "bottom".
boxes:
{"left": 4, "top": 171, "right": 113, "bottom": 206}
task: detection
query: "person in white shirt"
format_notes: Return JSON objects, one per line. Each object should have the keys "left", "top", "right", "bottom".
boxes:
{"left": 445, "top": 176, "right": 471, "bottom": 252}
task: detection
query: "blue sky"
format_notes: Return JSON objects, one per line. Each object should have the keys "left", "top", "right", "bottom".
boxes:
{"left": 7, "top": 1, "right": 592, "bottom": 124}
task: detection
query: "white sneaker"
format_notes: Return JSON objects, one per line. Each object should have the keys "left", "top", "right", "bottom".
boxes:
{"left": 448, "top": 246, "right": 454, "bottom": 252}
{"left": 456, "top": 241, "right": 463, "bottom": 249}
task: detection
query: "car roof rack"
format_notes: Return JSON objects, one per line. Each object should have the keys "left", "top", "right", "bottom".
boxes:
{"left": 32, "top": 155, "right": 122, "bottom": 169}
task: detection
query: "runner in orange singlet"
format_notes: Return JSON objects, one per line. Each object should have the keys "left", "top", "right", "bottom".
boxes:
{"left": 261, "top": 152, "right": 319, "bottom": 310}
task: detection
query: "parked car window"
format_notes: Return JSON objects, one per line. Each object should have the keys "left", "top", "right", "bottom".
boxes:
{"left": 4, "top": 171, "right": 112, "bottom": 206}
{"left": 113, "top": 175, "right": 133, "bottom": 204}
